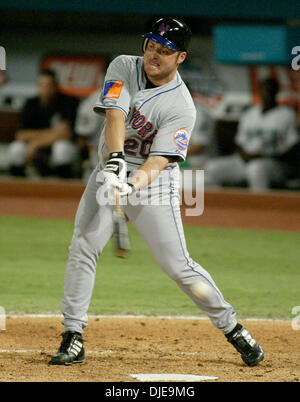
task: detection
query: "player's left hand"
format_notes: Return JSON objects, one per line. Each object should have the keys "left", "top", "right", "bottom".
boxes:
{"left": 118, "top": 182, "right": 135, "bottom": 197}
{"left": 103, "top": 152, "right": 127, "bottom": 183}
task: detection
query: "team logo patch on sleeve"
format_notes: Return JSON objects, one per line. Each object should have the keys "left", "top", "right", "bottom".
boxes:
{"left": 103, "top": 80, "right": 124, "bottom": 99}
{"left": 174, "top": 129, "right": 189, "bottom": 151}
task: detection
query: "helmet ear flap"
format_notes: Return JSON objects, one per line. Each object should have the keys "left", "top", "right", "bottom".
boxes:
{"left": 142, "top": 38, "right": 149, "bottom": 53}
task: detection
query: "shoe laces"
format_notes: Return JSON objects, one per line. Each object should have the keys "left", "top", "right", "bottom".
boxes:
{"left": 59, "top": 331, "right": 82, "bottom": 353}
{"left": 232, "top": 328, "right": 257, "bottom": 355}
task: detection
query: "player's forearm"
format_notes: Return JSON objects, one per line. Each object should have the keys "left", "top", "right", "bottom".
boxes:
{"left": 104, "top": 109, "right": 126, "bottom": 154}
{"left": 128, "top": 155, "right": 170, "bottom": 190}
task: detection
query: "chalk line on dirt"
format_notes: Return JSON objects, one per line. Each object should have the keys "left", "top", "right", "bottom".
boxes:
{"left": 5, "top": 313, "right": 289, "bottom": 322}
{"left": 0, "top": 349, "right": 113, "bottom": 355}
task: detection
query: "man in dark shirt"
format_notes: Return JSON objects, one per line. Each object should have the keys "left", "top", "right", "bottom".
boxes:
{"left": 8, "top": 69, "right": 79, "bottom": 178}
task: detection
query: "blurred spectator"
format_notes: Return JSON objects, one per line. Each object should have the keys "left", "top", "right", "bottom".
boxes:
{"left": 205, "top": 77, "right": 300, "bottom": 191}
{"left": 0, "top": 70, "right": 8, "bottom": 87}
{"left": 8, "top": 69, "right": 79, "bottom": 178}
{"left": 186, "top": 99, "right": 217, "bottom": 169}
{"left": 74, "top": 91, "right": 105, "bottom": 181}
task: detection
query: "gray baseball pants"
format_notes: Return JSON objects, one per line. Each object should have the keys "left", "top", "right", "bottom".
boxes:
{"left": 61, "top": 164, "right": 237, "bottom": 334}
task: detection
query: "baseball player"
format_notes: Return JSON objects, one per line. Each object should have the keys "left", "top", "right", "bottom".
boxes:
{"left": 206, "top": 77, "right": 299, "bottom": 191}
{"left": 49, "top": 17, "right": 264, "bottom": 367}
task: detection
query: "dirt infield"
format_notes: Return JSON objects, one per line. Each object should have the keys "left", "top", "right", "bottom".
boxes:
{"left": 0, "top": 179, "right": 299, "bottom": 382}
{"left": 0, "top": 316, "right": 299, "bottom": 382}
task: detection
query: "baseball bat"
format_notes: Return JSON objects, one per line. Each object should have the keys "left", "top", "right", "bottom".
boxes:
{"left": 112, "top": 187, "right": 131, "bottom": 258}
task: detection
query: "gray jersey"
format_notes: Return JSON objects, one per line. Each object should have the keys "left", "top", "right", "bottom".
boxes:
{"left": 94, "top": 55, "right": 196, "bottom": 167}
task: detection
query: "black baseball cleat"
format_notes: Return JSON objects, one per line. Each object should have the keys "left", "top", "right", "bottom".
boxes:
{"left": 49, "top": 331, "right": 85, "bottom": 365}
{"left": 226, "top": 324, "right": 264, "bottom": 367}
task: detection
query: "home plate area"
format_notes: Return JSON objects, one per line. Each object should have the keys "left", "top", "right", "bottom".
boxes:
{"left": 0, "top": 316, "right": 298, "bottom": 382}
{"left": 130, "top": 374, "right": 218, "bottom": 381}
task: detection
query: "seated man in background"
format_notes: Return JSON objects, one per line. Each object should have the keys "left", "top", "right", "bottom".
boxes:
{"left": 8, "top": 69, "right": 79, "bottom": 178}
{"left": 205, "top": 77, "right": 300, "bottom": 191}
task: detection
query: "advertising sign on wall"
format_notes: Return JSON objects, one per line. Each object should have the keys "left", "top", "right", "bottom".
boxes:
{"left": 41, "top": 54, "right": 109, "bottom": 98}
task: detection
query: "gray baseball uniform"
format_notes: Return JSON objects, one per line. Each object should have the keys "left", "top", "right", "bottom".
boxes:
{"left": 61, "top": 55, "right": 237, "bottom": 335}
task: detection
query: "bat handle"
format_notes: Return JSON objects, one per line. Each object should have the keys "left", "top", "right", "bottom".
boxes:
{"left": 114, "top": 187, "right": 122, "bottom": 213}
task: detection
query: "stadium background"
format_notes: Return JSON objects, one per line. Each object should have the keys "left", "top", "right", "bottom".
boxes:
{"left": 1, "top": 0, "right": 300, "bottom": 157}
{"left": 0, "top": 0, "right": 300, "bottom": 383}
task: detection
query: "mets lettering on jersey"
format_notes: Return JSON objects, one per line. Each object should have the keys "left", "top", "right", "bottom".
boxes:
{"left": 129, "top": 107, "right": 157, "bottom": 137}
{"left": 129, "top": 108, "right": 154, "bottom": 136}
{"left": 124, "top": 107, "right": 157, "bottom": 158}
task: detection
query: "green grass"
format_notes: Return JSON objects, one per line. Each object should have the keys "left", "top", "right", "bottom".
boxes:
{"left": 0, "top": 215, "right": 299, "bottom": 319}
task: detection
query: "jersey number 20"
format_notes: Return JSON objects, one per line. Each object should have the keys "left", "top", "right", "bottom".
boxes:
{"left": 124, "top": 138, "right": 153, "bottom": 158}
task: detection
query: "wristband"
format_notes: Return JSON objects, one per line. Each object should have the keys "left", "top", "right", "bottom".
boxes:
{"left": 109, "top": 152, "right": 124, "bottom": 159}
